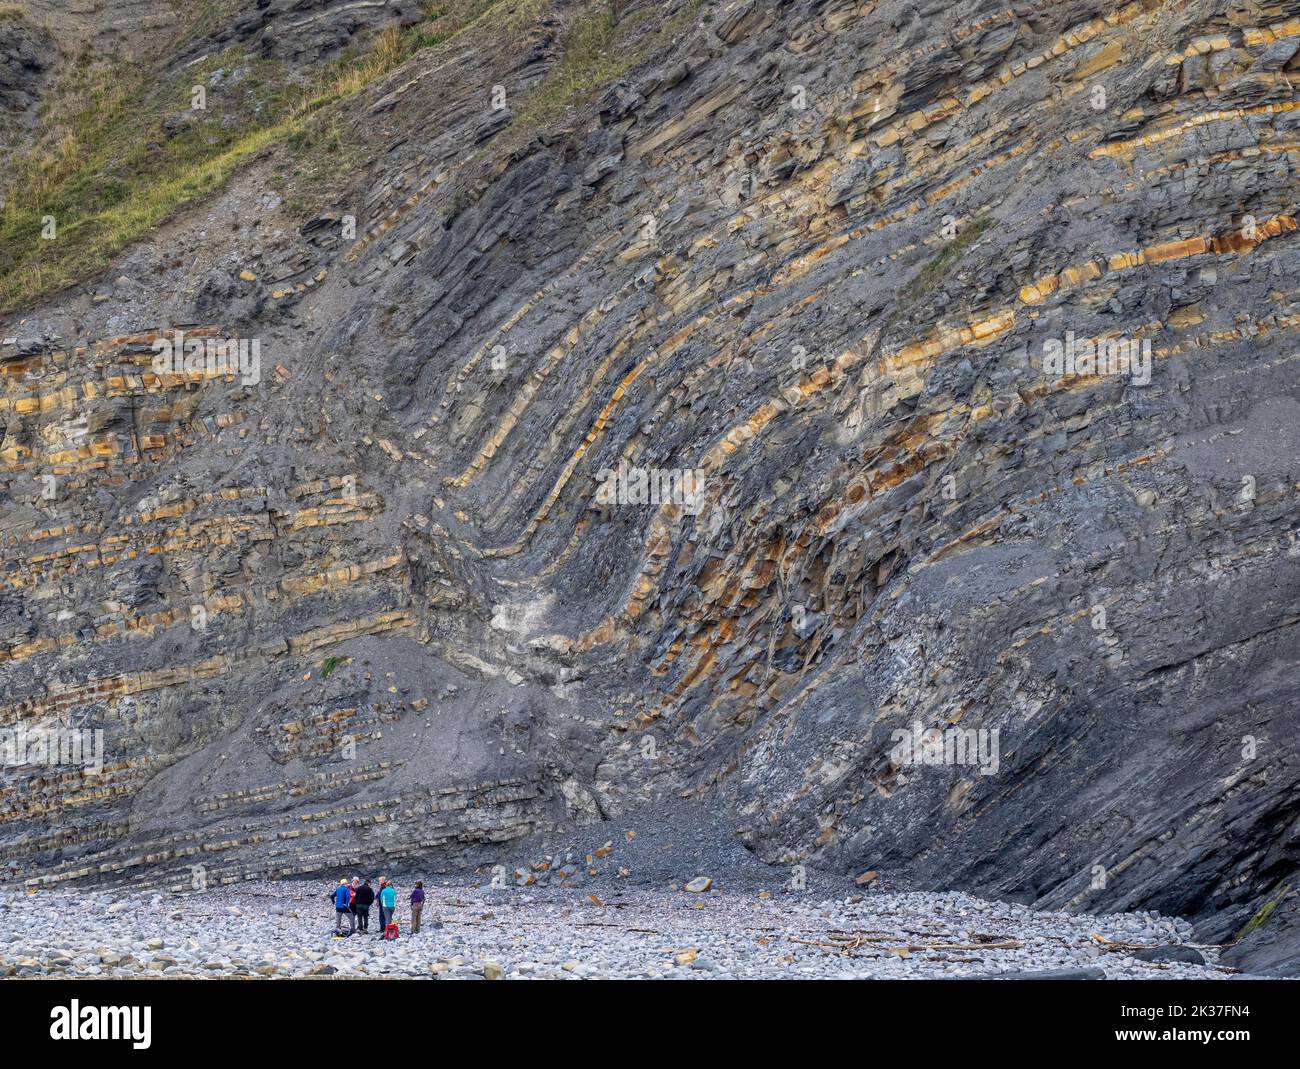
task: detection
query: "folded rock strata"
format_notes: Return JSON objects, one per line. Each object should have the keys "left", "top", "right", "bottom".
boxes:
{"left": 1, "top": 0, "right": 1298, "bottom": 972}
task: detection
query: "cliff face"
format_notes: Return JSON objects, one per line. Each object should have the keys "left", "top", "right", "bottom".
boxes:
{"left": 2, "top": 0, "right": 1298, "bottom": 971}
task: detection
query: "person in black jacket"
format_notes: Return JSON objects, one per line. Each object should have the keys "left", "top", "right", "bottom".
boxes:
{"left": 353, "top": 879, "right": 375, "bottom": 931}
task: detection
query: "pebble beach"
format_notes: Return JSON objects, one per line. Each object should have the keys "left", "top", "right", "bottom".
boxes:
{"left": 0, "top": 878, "right": 1230, "bottom": 980}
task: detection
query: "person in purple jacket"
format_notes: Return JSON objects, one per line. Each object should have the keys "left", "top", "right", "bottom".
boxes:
{"left": 409, "top": 881, "right": 425, "bottom": 934}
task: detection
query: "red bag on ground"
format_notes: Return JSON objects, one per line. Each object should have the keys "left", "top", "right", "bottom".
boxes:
{"left": 383, "top": 923, "right": 400, "bottom": 940}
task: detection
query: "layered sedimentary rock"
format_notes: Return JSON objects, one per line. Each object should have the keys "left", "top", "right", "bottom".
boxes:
{"left": 1, "top": 0, "right": 1298, "bottom": 971}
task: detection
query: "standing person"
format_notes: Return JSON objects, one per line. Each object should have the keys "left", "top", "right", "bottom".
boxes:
{"left": 409, "top": 882, "right": 425, "bottom": 934}
{"left": 354, "top": 878, "right": 375, "bottom": 932}
{"left": 379, "top": 878, "right": 397, "bottom": 936}
{"left": 375, "top": 877, "right": 389, "bottom": 936}
{"left": 332, "top": 879, "right": 351, "bottom": 935}
{"left": 348, "top": 877, "right": 360, "bottom": 932}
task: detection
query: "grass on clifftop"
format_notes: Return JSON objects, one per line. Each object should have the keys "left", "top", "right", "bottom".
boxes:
{"left": 0, "top": 1, "right": 513, "bottom": 316}
{"left": 0, "top": 0, "right": 694, "bottom": 315}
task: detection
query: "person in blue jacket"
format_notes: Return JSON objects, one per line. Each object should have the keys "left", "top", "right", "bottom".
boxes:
{"left": 332, "top": 879, "right": 354, "bottom": 935}
{"left": 378, "top": 877, "right": 397, "bottom": 936}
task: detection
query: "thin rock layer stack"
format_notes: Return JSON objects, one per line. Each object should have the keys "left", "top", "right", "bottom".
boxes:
{"left": 1, "top": 0, "right": 1297, "bottom": 973}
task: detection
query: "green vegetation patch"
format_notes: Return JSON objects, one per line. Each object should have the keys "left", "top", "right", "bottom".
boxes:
{"left": 899, "top": 214, "right": 996, "bottom": 307}
{"left": 0, "top": 2, "right": 494, "bottom": 314}
{"left": 510, "top": 0, "right": 701, "bottom": 131}
{"left": 1236, "top": 883, "right": 1292, "bottom": 941}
